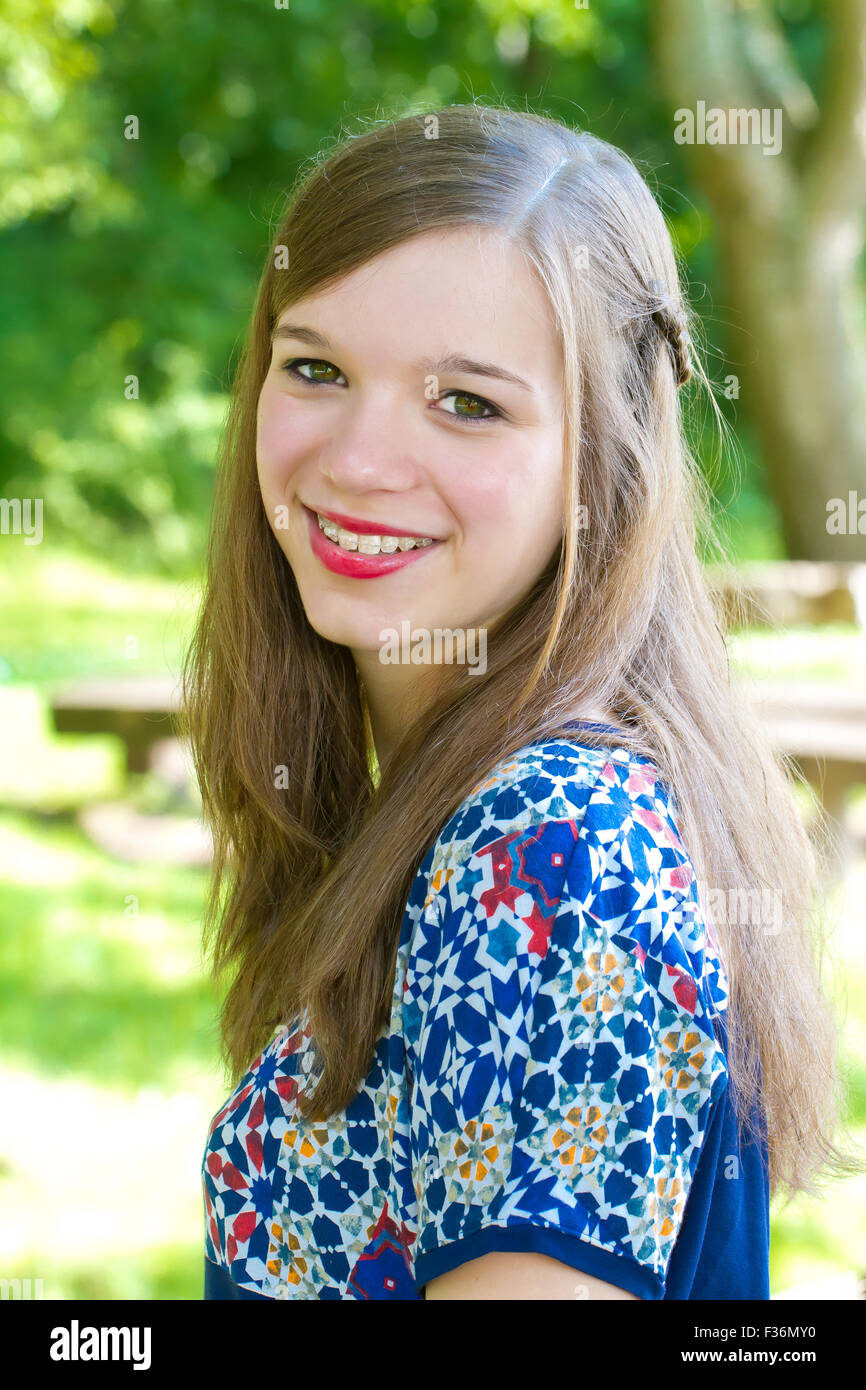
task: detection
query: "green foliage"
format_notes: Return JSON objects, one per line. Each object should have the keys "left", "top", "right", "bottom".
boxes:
{"left": 1, "top": 0, "right": 831, "bottom": 575}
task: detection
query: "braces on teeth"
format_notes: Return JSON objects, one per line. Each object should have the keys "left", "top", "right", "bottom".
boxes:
{"left": 316, "top": 513, "right": 435, "bottom": 553}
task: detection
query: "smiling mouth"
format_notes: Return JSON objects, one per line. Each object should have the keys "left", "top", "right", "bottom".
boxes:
{"left": 311, "top": 508, "right": 440, "bottom": 555}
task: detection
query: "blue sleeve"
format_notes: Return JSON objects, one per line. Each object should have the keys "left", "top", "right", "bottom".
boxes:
{"left": 404, "top": 763, "right": 729, "bottom": 1299}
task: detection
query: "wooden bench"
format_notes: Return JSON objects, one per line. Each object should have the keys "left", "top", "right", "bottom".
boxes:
{"left": 49, "top": 675, "right": 866, "bottom": 841}
{"left": 709, "top": 560, "right": 866, "bottom": 628}
{"left": 50, "top": 676, "right": 182, "bottom": 775}
{"left": 742, "top": 679, "right": 866, "bottom": 840}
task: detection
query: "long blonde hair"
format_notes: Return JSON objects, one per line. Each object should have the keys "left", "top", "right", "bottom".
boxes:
{"left": 182, "top": 101, "right": 864, "bottom": 1205}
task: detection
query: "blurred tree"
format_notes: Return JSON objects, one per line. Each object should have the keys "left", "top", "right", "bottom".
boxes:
{"left": 654, "top": 0, "right": 866, "bottom": 560}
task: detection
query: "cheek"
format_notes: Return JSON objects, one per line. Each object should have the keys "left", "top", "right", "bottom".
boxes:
{"left": 255, "top": 386, "right": 313, "bottom": 490}
{"left": 456, "top": 439, "right": 563, "bottom": 551}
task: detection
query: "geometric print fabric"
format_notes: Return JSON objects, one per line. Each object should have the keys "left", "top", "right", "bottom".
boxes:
{"left": 202, "top": 734, "right": 737, "bottom": 1299}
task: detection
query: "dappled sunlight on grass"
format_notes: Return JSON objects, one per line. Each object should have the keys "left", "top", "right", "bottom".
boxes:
{"left": 0, "top": 804, "right": 228, "bottom": 1297}
{"left": 0, "top": 546, "right": 200, "bottom": 688}
{"left": 0, "top": 1064, "right": 220, "bottom": 1300}
{"left": 0, "top": 686, "right": 121, "bottom": 806}
{"left": 0, "top": 815, "right": 88, "bottom": 886}
{"left": 768, "top": 857, "right": 866, "bottom": 1293}
{"left": 0, "top": 810, "right": 220, "bottom": 1092}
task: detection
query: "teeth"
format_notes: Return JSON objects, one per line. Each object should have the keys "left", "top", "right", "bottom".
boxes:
{"left": 317, "top": 514, "right": 435, "bottom": 554}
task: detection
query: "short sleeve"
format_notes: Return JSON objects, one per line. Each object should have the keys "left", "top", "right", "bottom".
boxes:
{"left": 404, "top": 759, "right": 728, "bottom": 1300}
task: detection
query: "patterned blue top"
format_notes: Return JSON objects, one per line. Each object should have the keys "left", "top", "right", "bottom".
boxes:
{"left": 201, "top": 725, "right": 770, "bottom": 1300}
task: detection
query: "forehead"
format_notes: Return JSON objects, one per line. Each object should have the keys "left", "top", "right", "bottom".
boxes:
{"left": 274, "top": 226, "right": 562, "bottom": 379}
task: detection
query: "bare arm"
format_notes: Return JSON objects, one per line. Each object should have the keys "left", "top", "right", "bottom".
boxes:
{"left": 424, "top": 1249, "right": 640, "bottom": 1300}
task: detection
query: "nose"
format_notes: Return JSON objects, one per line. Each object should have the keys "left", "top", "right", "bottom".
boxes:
{"left": 317, "top": 387, "right": 426, "bottom": 496}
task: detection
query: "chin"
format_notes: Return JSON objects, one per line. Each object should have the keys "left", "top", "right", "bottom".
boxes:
{"left": 298, "top": 596, "right": 384, "bottom": 654}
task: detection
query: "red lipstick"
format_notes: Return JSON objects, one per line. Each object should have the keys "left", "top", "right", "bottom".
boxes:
{"left": 302, "top": 505, "right": 445, "bottom": 580}
{"left": 311, "top": 505, "right": 440, "bottom": 539}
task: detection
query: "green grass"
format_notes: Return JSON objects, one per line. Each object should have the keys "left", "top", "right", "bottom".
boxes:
{"left": 0, "top": 810, "right": 217, "bottom": 1089}
{"left": 0, "top": 544, "right": 199, "bottom": 689}
{"left": 0, "top": 804, "right": 223, "bottom": 1299}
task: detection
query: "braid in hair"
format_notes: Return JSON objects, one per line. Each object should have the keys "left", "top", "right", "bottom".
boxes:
{"left": 646, "top": 277, "right": 693, "bottom": 387}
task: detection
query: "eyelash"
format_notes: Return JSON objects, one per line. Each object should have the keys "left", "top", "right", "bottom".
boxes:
{"left": 280, "top": 357, "right": 503, "bottom": 426}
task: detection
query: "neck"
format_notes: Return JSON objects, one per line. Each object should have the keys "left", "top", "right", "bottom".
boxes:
{"left": 355, "top": 657, "right": 444, "bottom": 779}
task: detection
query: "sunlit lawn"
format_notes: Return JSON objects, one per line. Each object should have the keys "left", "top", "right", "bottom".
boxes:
{"left": 1, "top": 548, "right": 865, "bottom": 1299}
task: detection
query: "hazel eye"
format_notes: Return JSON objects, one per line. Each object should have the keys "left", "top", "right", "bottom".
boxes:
{"left": 436, "top": 390, "right": 501, "bottom": 423}
{"left": 283, "top": 358, "right": 346, "bottom": 385}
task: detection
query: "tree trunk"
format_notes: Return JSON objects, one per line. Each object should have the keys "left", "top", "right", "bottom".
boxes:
{"left": 653, "top": 0, "right": 866, "bottom": 560}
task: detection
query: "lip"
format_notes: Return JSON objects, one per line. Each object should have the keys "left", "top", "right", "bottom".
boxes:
{"left": 307, "top": 504, "right": 441, "bottom": 540}
{"left": 302, "top": 504, "right": 445, "bottom": 579}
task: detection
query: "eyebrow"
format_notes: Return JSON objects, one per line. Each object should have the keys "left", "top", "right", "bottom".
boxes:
{"left": 270, "top": 323, "right": 535, "bottom": 393}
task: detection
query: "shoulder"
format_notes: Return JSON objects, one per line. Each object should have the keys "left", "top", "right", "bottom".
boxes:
{"left": 424, "top": 734, "right": 687, "bottom": 896}
{"left": 405, "top": 734, "right": 729, "bottom": 1025}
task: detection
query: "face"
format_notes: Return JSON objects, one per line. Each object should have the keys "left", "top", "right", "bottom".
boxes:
{"left": 256, "top": 225, "right": 566, "bottom": 679}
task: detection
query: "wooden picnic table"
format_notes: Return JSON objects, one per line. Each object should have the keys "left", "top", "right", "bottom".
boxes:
{"left": 709, "top": 560, "right": 866, "bottom": 627}
{"left": 50, "top": 676, "right": 182, "bottom": 774}
{"left": 742, "top": 679, "right": 866, "bottom": 828}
